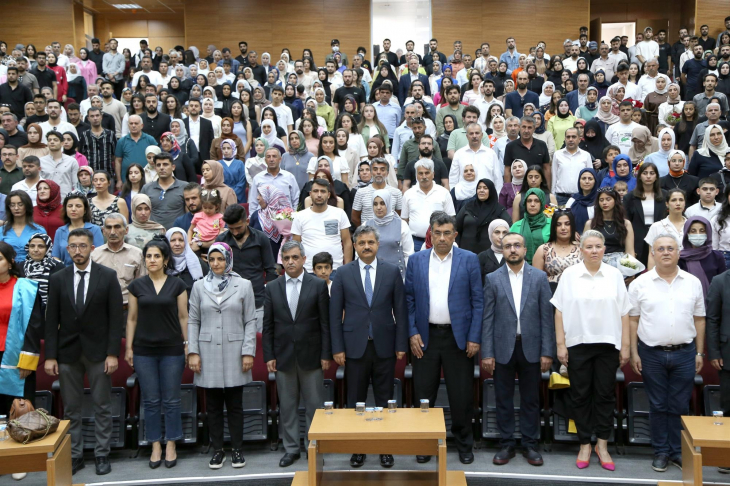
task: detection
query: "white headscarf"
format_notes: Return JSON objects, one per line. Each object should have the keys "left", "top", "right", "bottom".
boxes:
{"left": 66, "top": 62, "right": 81, "bottom": 82}
{"left": 654, "top": 74, "right": 671, "bottom": 95}
{"left": 371, "top": 189, "right": 397, "bottom": 226}
{"left": 165, "top": 228, "right": 204, "bottom": 280}
{"left": 656, "top": 126, "right": 676, "bottom": 157}
{"left": 261, "top": 119, "right": 286, "bottom": 150}
{"left": 510, "top": 159, "right": 527, "bottom": 186}
{"left": 539, "top": 81, "right": 555, "bottom": 107}
{"left": 698, "top": 124, "right": 729, "bottom": 158}
{"left": 453, "top": 164, "right": 480, "bottom": 200}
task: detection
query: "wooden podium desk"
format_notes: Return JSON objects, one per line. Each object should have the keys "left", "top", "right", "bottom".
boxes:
{"left": 0, "top": 420, "right": 80, "bottom": 486}
{"left": 679, "top": 416, "right": 730, "bottom": 486}
{"left": 293, "top": 408, "right": 466, "bottom": 486}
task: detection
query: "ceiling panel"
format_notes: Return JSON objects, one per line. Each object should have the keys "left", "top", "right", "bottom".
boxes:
{"left": 85, "top": 0, "right": 186, "bottom": 13}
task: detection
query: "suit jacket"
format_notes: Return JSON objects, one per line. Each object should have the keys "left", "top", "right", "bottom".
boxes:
{"left": 706, "top": 270, "right": 730, "bottom": 370}
{"left": 184, "top": 116, "right": 215, "bottom": 173}
{"left": 405, "top": 247, "right": 483, "bottom": 351}
{"left": 398, "top": 73, "right": 431, "bottom": 106}
{"left": 566, "top": 89, "right": 581, "bottom": 116}
{"left": 262, "top": 271, "right": 331, "bottom": 372}
{"left": 477, "top": 249, "right": 506, "bottom": 283}
{"left": 45, "top": 261, "right": 124, "bottom": 364}
{"left": 329, "top": 259, "right": 408, "bottom": 360}
{"left": 623, "top": 191, "right": 668, "bottom": 263}
{"left": 481, "top": 263, "right": 555, "bottom": 365}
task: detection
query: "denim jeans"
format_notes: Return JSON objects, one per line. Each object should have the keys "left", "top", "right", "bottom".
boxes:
{"left": 556, "top": 194, "right": 571, "bottom": 207}
{"left": 413, "top": 237, "right": 425, "bottom": 251}
{"left": 134, "top": 354, "right": 186, "bottom": 443}
{"left": 722, "top": 251, "right": 730, "bottom": 271}
{"left": 637, "top": 340, "right": 696, "bottom": 458}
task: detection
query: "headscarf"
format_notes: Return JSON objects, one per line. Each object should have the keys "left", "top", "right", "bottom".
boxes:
{"left": 654, "top": 74, "right": 671, "bottom": 95}
{"left": 601, "top": 154, "right": 636, "bottom": 191}
{"left": 584, "top": 87, "right": 598, "bottom": 111}
{"left": 697, "top": 124, "right": 729, "bottom": 158}
{"left": 202, "top": 159, "right": 236, "bottom": 206}
{"left": 253, "top": 136, "right": 269, "bottom": 162}
{"left": 22, "top": 233, "right": 55, "bottom": 304}
{"left": 463, "top": 179, "right": 503, "bottom": 235}
{"left": 371, "top": 188, "right": 396, "bottom": 226}
{"left": 453, "top": 164, "right": 480, "bottom": 201}
{"left": 628, "top": 125, "right": 658, "bottom": 161}
{"left": 313, "top": 87, "right": 328, "bottom": 107}
{"left": 66, "top": 62, "right": 81, "bottom": 83}
{"left": 160, "top": 131, "right": 181, "bottom": 159}
{"left": 488, "top": 219, "right": 510, "bottom": 255}
{"left": 592, "top": 69, "right": 611, "bottom": 89}
{"left": 490, "top": 115, "right": 506, "bottom": 138}
{"left": 62, "top": 131, "right": 80, "bottom": 156}
{"left": 260, "top": 119, "right": 286, "bottom": 150}
{"left": 220, "top": 116, "right": 238, "bottom": 140}
{"left": 357, "top": 160, "right": 372, "bottom": 188}
{"left": 510, "top": 159, "right": 526, "bottom": 186}
{"left": 666, "top": 82, "right": 682, "bottom": 103}
{"left": 533, "top": 112, "right": 546, "bottom": 134}
{"left": 595, "top": 96, "right": 620, "bottom": 125}
{"left": 656, "top": 126, "right": 677, "bottom": 158}
{"left": 21, "top": 123, "right": 47, "bottom": 149}
{"left": 75, "top": 166, "right": 95, "bottom": 194}
{"left": 257, "top": 185, "right": 291, "bottom": 242}
{"left": 441, "top": 114, "right": 459, "bottom": 136}
{"left": 570, "top": 168, "right": 598, "bottom": 233}
{"left": 556, "top": 99, "right": 571, "bottom": 119}
{"left": 130, "top": 194, "right": 165, "bottom": 231}
{"left": 668, "top": 149, "right": 688, "bottom": 177}
{"left": 518, "top": 188, "right": 547, "bottom": 263}
{"left": 289, "top": 130, "right": 308, "bottom": 155}
{"left": 35, "top": 179, "right": 61, "bottom": 214}
{"left": 253, "top": 86, "right": 269, "bottom": 106}
{"left": 170, "top": 118, "right": 188, "bottom": 147}
{"left": 580, "top": 119, "right": 609, "bottom": 161}
{"left": 539, "top": 81, "right": 555, "bottom": 107}
{"left": 165, "top": 227, "right": 203, "bottom": 280}
{"left": 680, "top": 216, "right": 713, "bottom": 298}
{"left": 204, "top": 242, "right": 236, "bottom": 294}
{"left": 145, "top": 144, "right": 161, "bottom": 164}
{"left": 220, "top": 138, "right": 237, "bottom": 160}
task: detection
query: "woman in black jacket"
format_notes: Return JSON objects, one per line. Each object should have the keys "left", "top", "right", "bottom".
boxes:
{"left": 623, "top": 162, "right": 668, "bottom": 265}
{"left": 455, "top": 179, "right": 511, "bottom": 255}
{"left": 477, "top": 218, "right": 510, "bottom": 283}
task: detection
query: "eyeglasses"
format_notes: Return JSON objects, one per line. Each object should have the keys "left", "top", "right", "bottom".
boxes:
{"left": 503, "top": 243, "right": 523, "bottom": 250}
{"left": 159, "top": 189, "right": 166, "bottom": 201}
{"left": 411, "top": 116, "right": 425, "bottom": 123}
{"left": 67, "top": 244, "right": 89, "bottom": 251}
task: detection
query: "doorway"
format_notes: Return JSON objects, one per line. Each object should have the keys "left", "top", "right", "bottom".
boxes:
{"left": 371, "top": 0, "right": 431, "bottom": 65}
{"left": 601, "top": 22, "right": 636, "bottom": 46}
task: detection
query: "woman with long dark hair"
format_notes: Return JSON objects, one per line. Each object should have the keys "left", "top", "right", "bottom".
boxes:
{"left": 52, "top": 192, "right": 104, "bottom": 266}
{"left": 512, "top": 165, "right": 558, "bottom": 222}
{"left": 0, "top": 191, "right": 46, "bottom": 262}
{"left": 673, "top": 102, "right": 697, "bottom": 154}
{"left": 623, "top": 162, "right": 667, "bottom": 265}
{"left": 533, "top": 209, "right": 582, "bottom": 293}
{"left": 587, "top": 187, "right": 635, "bottom": 269}
{"left": 120, "top": 163, "right": 146, "bottom": 211}
{"left": 90, "top": 170, "right": 129, "bottom": 226}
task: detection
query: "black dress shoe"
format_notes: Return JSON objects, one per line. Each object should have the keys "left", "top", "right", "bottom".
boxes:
{"left": 459, "top": 451, "right": 474, "bottom": 464}
{"left": 416, "top": 455, "right": 431, "bottom": 463}
{"left": 279, "top": 453, "right": 301, "bottom": 467}
{"left": 523, "top": 447, "right": 543, "bottom": 466}
{"left": 652, "top": 454, "right": 669, "bottom": 472}
{"left": 380, "top": 454, "right": 394, "bottom": 468}
{"left": 164, "top": 458, "right": 177, "bottom": 468}
{"left": 149, "top": 459, "right": 162, "bottom": 469}
{"left": 95, "top": 456, "right": 111, "bottom": 475}
{"left": 72, "top": 457, "right": 85, "bottom": 475}
{"left": 493, "top": 446, "right": 516, "bottom": 465}
{"left": 350, "top": 454, "right": 365, "bottom": 467}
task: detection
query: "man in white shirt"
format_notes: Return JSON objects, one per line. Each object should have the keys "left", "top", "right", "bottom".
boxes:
{"left": 269, "top": 86, "right": 294, "bottom": 134}
{"left": 79, "top": 84, "right": 99, "bottom": 119}
{"left": 131, "top": 56, "right": 163, "bottom": 89}
{"left": 450, "top": 123, "right": 503, "bottom": 194}
{"left": 613, "top": 64, "right": 641, "bottom": 101}
{"left": 39, "top": 99, "right": 77, "bottom": 143}
{"left": 685, "top": 178, "right": 721, "bottom": 221}
{"left": 562, "top": 44, "right": 581, "bottom": 73}
{"left": 552, "top": 127, "right": 593, "bottom": 205}
{"left": 158, "top": 61, "right": 173, "bottom": 88}
{"left": 608, "top": 37, "right": 628, "bottom": 64}
{"left": 628, "top": 234, "right": 705, "bottom": 473}
{"left": 636, "top": 27, "right": 660, "bottom": 64}
{"left": 401, "top": 159, "right": 455, "bottom": 250}
{"left": 351, "top": 158, "right": 402, "bottom": 227}
{"left": 637, "top": 59, "right": 661, "bottom": 102}
{"left": 591, "top": 44, "right": 619, "bottom": 81}
{"left": 39, "top": 131, "right": 79, "bottom": 198}
{"left": 493, "top": 116, "right": 520, "bottom": 166}
{"left": 605, "top": 101, "right": 640, "bottom": 155}
{"left": 12, "top": 155, "right": 43, "bottom": 205}
{"left": 475, "top": 80, "right": 503, "bottom": 131}
{"left": 291, "top": 177, "right": 352, "bottom": 273}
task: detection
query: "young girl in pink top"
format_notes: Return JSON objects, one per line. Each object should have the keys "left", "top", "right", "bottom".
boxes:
{"left": 188, "top": 189, "right": 226, "bottom": 245}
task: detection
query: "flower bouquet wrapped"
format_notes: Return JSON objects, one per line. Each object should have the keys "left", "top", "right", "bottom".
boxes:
{"left": 272, "top": 207, "right": 294, "bottom": 233}
{"left": 543, "top": 203, "right": 558, "bottom": 218}
{"left": 665, "top": 111, "right": 682, "bottom": 126}
{"left": 603, "top": 252, "right": 645, "bottom": 277}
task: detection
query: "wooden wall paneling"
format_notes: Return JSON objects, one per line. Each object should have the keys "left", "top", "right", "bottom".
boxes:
{"left": 148, "top": 20, "right": 185, "bottom": 38}
{"left": 531, "top": 0, "right": 590, "bottom": 55}
{"left": 0, "top": 0, "right": 75, "bottom": 51}
{"left": 680, "top": 0, "right": 697, "bottom": 35}
{"left": 273, "top": 0, "right": 324, "bottom": 63}
{"left": 73, "top": 3, "right": 86, "bottom": 50}
{"left": 591, "top": 0, "right": 686, "bottom": 43}
{"left": 107, "top": 19, "right": 150, "bottom": 38}
{"left": 431, "top": 0, "right": 481, "bottom": 59}
{"left": 322, "top": 0, "right": 370, "bottom": 66}
{"left": 184, "top": 0, "right": 220, "bottom": 51}
{"left": 148, "top": 37, "right": 186, "bottom": 51}
{"left": 696, "top": 0, "right": 727, "bottom": 38}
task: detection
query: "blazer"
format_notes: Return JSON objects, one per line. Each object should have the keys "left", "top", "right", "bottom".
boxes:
{"left": 184, "top": 116, "right": 215, "bottom": 172}
{"left": 477, "top": 249, "right": 506, "bottom": 283}
{"left": 187, "top": 276, "right": 257, "bottom": 388}
{"left": 405, "top": 247, "right": 483, "bottom": 351}
{"left": 262, "top": 272, "right": 331, "bottom": 372}
{"left": 45, "top": 261, "right": 124, "bottom": 364}
{"left": 623, "top": 191, "right": 668, "bottom": 263}
{"left": 481, "top": 263, "right": 555, "bottom": 365}
{"left": 329, "top": 259, "right": 408, "bottom": 360}
{"left": 398, "top": 73, "right": 431, "bottom": 106}
{"left": 566, "top": 89, "right": 582, "bottom": 116}
{"left": 706, "top": 270, "right": 730, "bottom": 370}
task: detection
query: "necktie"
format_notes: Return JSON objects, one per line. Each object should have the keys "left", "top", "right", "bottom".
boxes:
{"left": 76, "top": 271, "right": 87, "bottom": 313}
{"left": 288, "top": 278, "right": 299, "bottom": 319}
{"left": 365, "top": 265, "right": 373, "bottom": 338}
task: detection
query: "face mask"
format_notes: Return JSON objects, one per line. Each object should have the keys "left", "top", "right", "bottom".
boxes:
{"left": 332, "top": 46, "right": 339, "bottom": 52}
{"left": 688, "top": 234, "right": 707, "bottom": 247}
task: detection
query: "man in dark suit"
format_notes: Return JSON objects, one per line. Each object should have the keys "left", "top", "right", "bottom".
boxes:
{"left": 44, "top": 228, "right": 124, "bottom": 476}
{"left": 183, "top": 97, "right": 214, "bottom": 173}
{"left": 405, "top": 212, "right": 483, "bottom": 465}
{"left": 482, "top": 232, "right": 555, "bottom": 466}
{"left": 263, "top": 240, "right": 331, "bottom": 468}
{"left": 330, "top": 225, "right": 408, "bottom": 469}
{"left": 398, "top": 56, "right": 431, "bottom": 106}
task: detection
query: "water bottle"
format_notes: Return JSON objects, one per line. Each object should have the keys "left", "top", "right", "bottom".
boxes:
{"left": 0, "top": 415, "right": 8, "bottom": 441}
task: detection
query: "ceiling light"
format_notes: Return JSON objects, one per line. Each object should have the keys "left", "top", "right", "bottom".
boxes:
{"left": 111, "top": 4, "right": 142, "bottom": 9}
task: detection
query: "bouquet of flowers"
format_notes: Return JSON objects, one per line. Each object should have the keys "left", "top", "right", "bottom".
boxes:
{"left": 543, "top": 203, "right": 558, "bottom": 218}
{"left": 665, "top": 111, "right": 682, "bottom": 126}
{"left": 272, "top": 208, "right": 294, "bottom": 233}
{"left": 602, "top": 252, "right": 645, "bottom": 277}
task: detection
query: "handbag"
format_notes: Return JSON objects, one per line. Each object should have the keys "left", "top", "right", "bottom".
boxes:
{"left": 7, "top": 409, "right": 60, "bottom": 444}
{"left": 9, "top": 398, "right": 35, "bottom": 420}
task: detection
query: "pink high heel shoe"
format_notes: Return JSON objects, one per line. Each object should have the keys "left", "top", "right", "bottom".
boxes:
{"left": 595, "top": 445, "right": 615, "bottom": 471}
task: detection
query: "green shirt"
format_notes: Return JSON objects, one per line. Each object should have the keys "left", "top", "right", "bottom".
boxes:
{"left": 0, "top": 166, "right": 24, "bottom": 195}
{"left": 398, "top": 137, "right": 444, "bottom": 180}
{"left": 446, "top": 128, "right": 491, "bottom": 154}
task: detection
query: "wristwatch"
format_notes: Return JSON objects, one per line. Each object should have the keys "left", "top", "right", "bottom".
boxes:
{"left": 697, "top": 352, "right": 705, "bottom": 357}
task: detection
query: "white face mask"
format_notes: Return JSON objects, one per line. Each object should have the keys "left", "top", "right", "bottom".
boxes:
{"left": 688, "top": 234, "right": 707, "bottom": 247}
{"left": 332, "top": 46, "right": 340, "bottom": 52}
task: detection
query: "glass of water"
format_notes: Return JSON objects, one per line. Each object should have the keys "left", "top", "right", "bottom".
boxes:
{"left": 388, "top": 400, "right": 397, "bottom": 413}
{"left": 420, "top": 399, "right": 429, "bottom": 412}
{"left": 365, "top": 407, "right": 375, "bottom": 421}
{"left": 374, "top": 407, "right": 384, "bottom": 420}
{"left": 324, "top": 401, "right": 333, "bottom": 414}
{"left": 355, "top": 402, "right": 366, "bottom": 415}
{"left": 714, "top": 411, "right": 724, "bottom": 425}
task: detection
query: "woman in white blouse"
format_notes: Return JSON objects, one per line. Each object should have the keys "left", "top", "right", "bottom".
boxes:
{"left": 711, "top": 185, "right": 730, "bottom": 269}
{"left": 551, "top": 230, "right": 631, "bottom": 472}
{"left": 308, "top": 133, "right": 349, "bottom": 184}
{"left": 622, "top": 162, "right": 667, "bottom": 266}
{"left": 645, "top": 188, "right": 687, "bottom": 270}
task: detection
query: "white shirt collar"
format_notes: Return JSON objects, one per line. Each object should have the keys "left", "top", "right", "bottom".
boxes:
{"left": 578, "top": 261, "right": 605, "bottom": 277}
{"left": 507, "top": 262, "right": 525, "bottom": 277}
{"left": 285, "top": 271, "right": 304, "bottom": 284}
{"left": 75, "top": 260, "right": 92, "bottom": 273}
{"left": 358, "top": 258, "right": 378, "bottom": 271}
{"left": 431, "top": 246, "right": 454, "bottom": 263}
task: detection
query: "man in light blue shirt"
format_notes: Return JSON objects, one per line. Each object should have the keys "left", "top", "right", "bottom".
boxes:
{"left": 373, "top": 82, "right": 402, "bottom": 142}
{"left": 249, "top": 148, "right": 300, "bottom": 212}
{"left": 102, "top": 38, "right": 126, "bottom": 99}
{"left": 500, "top": 37, "right": 521, "bottom": 72}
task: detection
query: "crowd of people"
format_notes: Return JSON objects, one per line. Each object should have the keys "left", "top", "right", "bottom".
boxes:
{"left": 0, "top": 25, "right": 729, "bottom": 480}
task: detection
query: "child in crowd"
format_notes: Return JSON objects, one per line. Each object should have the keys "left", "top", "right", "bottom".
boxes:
{"left": 188, "top": 189, "right": 225, "bottom": 246}
{"left": 312, "top": 251, "right": 333, "bottom": 294}
{"left": 685, "top": 178, "right": 721, "bottom": 221}
{"left": 614, "top": 181, "right": 628, "bottom": 201}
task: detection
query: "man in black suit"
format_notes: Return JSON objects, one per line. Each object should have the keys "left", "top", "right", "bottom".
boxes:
{"left": 263, "top": 240, "right": 331, "bottom": 468}
{"left": 330, "top": 225, "right": 408, "bottom": 469}
{"left": 44, "top": 228, "right": 123, "bottom": 476}
{"left": 183, "top": 97, "right": 214, "bottom": 173}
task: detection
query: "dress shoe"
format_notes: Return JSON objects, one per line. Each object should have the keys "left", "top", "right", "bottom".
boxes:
{"left": 718, "top": 466, "right": 730, "bottom": 474}
{"left": 164, "top": 458, "right": 177, "bottom": 468}
{"left": 416, "top": 455, "right": 431, "bottom": 463}
{"left": 459, "top": 451, "right": 474, "bottom": 464}
{"left": 350, "top": 454, "right": 365, "bottom": 468}
{"left": 279, "top": 453, "right": 300, "bottom": 467}
{"left": 493, "top": 446, "right": 516, "bottom": 465}
{"left": 652, "top": 454, "right": 669, "bottom": 472}
{"left": 95, "top": 456, "right": 111, "bottom": 475}
{"left": 380, "top": 454, "right": 394, "bottom": 468}
{"left": 595, "top": 445, "right": 615, "bottom": 471}
{"left": 149, "top": 459, "right": 162, "bottom": 469}
{"left": 72, "top": 457, "right": 85, "bottom": 475}
{"left": 523, "top": 447, "right": 543, "bottom": 466}
{"left": 669, "top": 456, "right": 682, "bottom": 470}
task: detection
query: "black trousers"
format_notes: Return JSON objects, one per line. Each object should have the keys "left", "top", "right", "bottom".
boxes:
{"left": 568, "top": 343, "right": 619, "bottom": 444}
{"left": 346, "top": 340, "right": 395, "bottom": 408}
{"left": 0, "top": 350, "right": 36, "bottom": 417}
{"left": 494, "top": 339, "right": 541, "bottom": 448}
{"left": 206, "top": 386, "right": 244, "bottom": 451}
{"left": 413, "top": 325, "right": 474, "bottom": 453}
{"left": 721, "top": 369, "right": 730, "bottom": 416}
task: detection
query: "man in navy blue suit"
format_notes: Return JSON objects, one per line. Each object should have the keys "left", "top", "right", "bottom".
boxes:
{"left": 398, "top": 56, "right": 431, "bottom": 106}
{"left": 330, "top": 225, "right": 408, "bottom": 469}
{"left": 405, "top": 212, "right": 483, "bottom": 465}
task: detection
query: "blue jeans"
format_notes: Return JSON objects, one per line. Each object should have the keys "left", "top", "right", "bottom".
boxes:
{"left": 722, "top": 251, "right": 730, "bottom": 271}
{"left": 134, "top": 354, "right": 186, "bottom": 443}
{"left": 637, "top": 341, "right": 696, "bottom": 458}
{"left": 556, "top": 194, "right": 571, "bottom": 207}
{"left": 413, "top": 237, "right": 425, "bottom": 251}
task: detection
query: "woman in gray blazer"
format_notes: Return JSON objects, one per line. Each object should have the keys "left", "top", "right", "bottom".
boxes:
{"left": 187, "top": 242, "right": 257, "bottom": 470}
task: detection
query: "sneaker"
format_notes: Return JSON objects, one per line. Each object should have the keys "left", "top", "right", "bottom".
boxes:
{"left": 209, "top": 450, "right": 226, "bottom": 469}
{"left": 669, "top": 456, "right": 682, "bottom": 470}
{"left": 231, "top": 449, "right": 246, "bottom": 468}
{"left": 652, "top": 454, "right": 669, "bottom": 472}
{"left": 719, "top": 466, "right": 730, "bottom": 474}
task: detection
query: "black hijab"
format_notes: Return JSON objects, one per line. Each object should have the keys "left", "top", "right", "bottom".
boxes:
{"left": 371, "top": 62, "right": 399, "bottom": 93}
{"left": 62, "top": 131, "right": 79, "bottom": 156}
{"left": 464, "top": 178, "right": 504, "bottom": 232}
{"left": 168, "top": 76, "right": 189, "bottom": 104}
{"left": 441, "top": 114, "right": 459, "bottom": 137}
{"left": 317, "top": 68, "right": 332, "bottom": 100}
{"left": 579, "top": 119, "right": 609, "bottom": 162}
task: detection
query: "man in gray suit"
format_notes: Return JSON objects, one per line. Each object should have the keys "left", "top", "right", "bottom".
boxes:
{"left": 263, "top": 240, "right": 331, "bottom": 468}
{"left": 481, "top": 232, "right": 555, "bottom": 467}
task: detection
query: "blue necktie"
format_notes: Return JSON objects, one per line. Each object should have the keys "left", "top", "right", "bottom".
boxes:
{"left": 365, "top": 264, "right": 373, "bottom": 338}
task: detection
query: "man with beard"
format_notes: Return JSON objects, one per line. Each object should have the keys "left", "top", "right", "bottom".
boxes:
{"left": 351, "top": 158, "right": 403, "bottom": 227}
{"left": 173, "top": 182, "right": 202, "bottom": 232}
{"left": 562, "top": 44, "right": 581, "bottom": 73}
{"left": 398, "top": 57, "right": 430, "bottom": 107}
{"left": 325, "top": 60, "right": 343, "bottom": 91}
{"left": 333, "top": 69, "right": 366, "bottom": 114}
{"left": 139, "top": 152, "right": 186, "bottom": 228}
{"left": 505, "top": 71, "right": 539, "bottom": 119}
{"left": 423, "top": 38, "right": 447, "bottom": 73}
{"left": 381, "top": 38, "right": 400, "bottom": 67}
{"left": 102, "top": 39, "right": 126, "bottom": 99}
{"left": 131, "top": 56, "right": 163, "bottom": 90}
{"left": 88, "top": 38, "right": 105, "bottom": 76}
{"left": 503, "top": 116, "right": 550, "bottom": 184}
{"left": 402, "top": 135, "right": 449, "bottom": 192}
{"left": 399, "top": 40, "right": 423, "bottom": 67}
{"left": 12, "top": 155, "right": 41, "bottom": 204}
{"left": 100, "top": 81, "right": 126, "bottom": 138}
{"left": 140, "top": 93, "right": 170, "bottom": 141}
{"left": 436, "top": 86, "right": 465, "bottom": 135}
{"left": 235, "top": 41, "right": 250, "bottom": 70}
{"left": 79, "top": 108, "right": 116, "bottom": 177}
{"left": 248, "top": 148, "right": 300, "bottom": 212}
{"left": 671, "top": 29, "right": 689, "bottom": 79}
{"left": 682, "top": 44, "right": 707, "bottom": 101}
{"left": 402, "top": 82, "right": 436, "bottom": 119}
{"left": 293, "top": 59, "right": 313, "bottom": 92}
{"left": 248, "top": 51, "right": 267, "bottom": 86}
{"left": 608, "top": 37, "right": 628, "bottom": 64}
{"left": 447, "top": 106, "right": 490, "bottom": 158}
{"left": 67, "top": 104, "right": 90, "bottom": 135}
{"left": 15, "top": 57, "right": 39, "bottom": 95}
{"left": 30, "top": 52, "right": 58, "bottom": 98}
{"left": 698, "top": 24, "right": 715, "bottom": 53}
{"left": 39, "top": 99, "right": 76, "bottom": 143}
{"left": 0, "top": 66, "right": 33, "bottom": 119}
{"left": 500, "top": 37, "right": 521, "bottom": 72}
{"left": 399, "top": 117, "right": 446, "bottom": 179}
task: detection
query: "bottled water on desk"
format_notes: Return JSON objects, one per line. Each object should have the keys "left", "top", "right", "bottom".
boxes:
{"left": 0, "top": 415, "right": 8, "bottom": 441}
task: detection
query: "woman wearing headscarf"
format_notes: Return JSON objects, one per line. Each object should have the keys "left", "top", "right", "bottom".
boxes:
{"left": 170, "top": 118, "right": 199, "bottom": 164}
{"left": 437, "top": 113, "right": 458, "bottom": 165}
{"left": 126, "top": 194, "right": 166, "bottom": 250}
{"left": 600, "top": 153, "right": 636, "bottom": 190}
{"left": 259, "top": 118, "right": 287, "bottom": 155}
{"left": 201, "top": 160, "right": 238, "bottom": 213}
{"left": 591, "top": 69, "right": 611, "bottom": 99}
{"left": 659, "top": 149, "right": 700, "bottom": 206}
{"left": 531, "top": 111, "right": 556, "bottom": 162}
{"left": 477, "top": 219, "right": 510, "bottom": 279}
{"left": 547, "top": 98, "right": 576, "bottom": 150}
{"left": 18, "top": 124, "right": 49, "bottom": 160}
{"left": 22, "top": 232, "right": 63, "bottom": 308}
{"left": 456, "top": 178, "right": 511, "bottom": 255}
{"left": 66, "top": 62, "right": 87, "bottom": 102}
{"left": 429, "top": 61, "right": 443, "bottom": 97}
{"left": 658, "top": 82, "right": 685, "bottom": 128}
{"left": 250, "top": 185, "right": 293, "bottom": 260}
{"left": 450, "top": 163, "right": 480, "bottom": 213}
{"left": 165, "top": 227, "right": 208, "bottom": 300}
{"left": 246, "top": 136, "right": 269, "bottom": 185}
{"left": 210, "top": 117, "right": 246, "bottom": 163}
{"left": 188, "top": 242, "right": 256, "bottom": 470}
{"left": 510, "top": 188, "right": 551, "bottom": 264}
{"left": 539, "top": 81, "right": 556, "bottom": 111}
{"left": 499, "top": 159, "right": 526, "bottom": 217}
{"left": 580, "top": 119, "right": 610, "bottom": 166}
{"left": 370, "top": 62, "right": 399, "bottom": 97}
{"left": 215, "top": 139, "right": 247, "bottom": 203}
{"left": 643, "top": 74, "right": 670, "bottom": 135}
{"left": 142, "top": 145, "right": 161, "bottom": 183}
{"left": 628, "top": 126, "right": 659, "bottom": 165}
{"left": 76, "top": 48, "right": 98, "bottom": 87}
{"left": 594, "top": 96, "right": 620, "bottom": 135}
{"left": 645, "top": 127, "right": 678, "bottom": 177}
{"left": 689, "top": 125, "right": 729, "bottom": 178}
{"left": 160, "top": 132, "right": 196, "bottom": 182}
{"left": 565, "top": 168, "right": 599, "bottom": 235}
{"left": 32, "top": 180, "right": 63, "bottom": 242}
{"left": 168, "top": 76, "right": 189, "bottom": 106}
{"left": 62, "top": 131, "right": 88, "bottom": 167}
{"left": 312, "top": 87, "right": 335, "bottom": 131}
{"left": 679, "top": 216, "right": 726, "bottom": 299}
{"left": 365, "top": 188, "right": 413, "bottom": 278}
{"left": 281, "top": 130, "right": 313, "bottom": 190}
{"left": 575, "top": 87, "right": 599, "bottom": 121}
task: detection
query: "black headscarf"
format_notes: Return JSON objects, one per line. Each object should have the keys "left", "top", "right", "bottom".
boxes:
{"left": 168, "top": 76, "right": 189, "bottom": 104}
{"left": 463, "top": 178, "right": 504, "bottom": 234}
{"left": 441, "top": 114, "right": 459, "bottom": 136}
{"left": 579, "top": 119, "right": 609, "bottom": 162}
{"left": 371, "top": 62, "right": 399, "bottom": 94}
{"left": 316, "top": 68, "right": 332, "bottom": 100}
{"left": 62, "top": 131, "right": 79, "bottom": 156}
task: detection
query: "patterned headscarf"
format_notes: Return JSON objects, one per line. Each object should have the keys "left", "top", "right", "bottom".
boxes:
{"left": 257, "top": 185, "right": 291, "bottom": 242}
{"left": 22, "top": 233, "right": 55, "bottom": 305}
{"left": 220, "top": 138, "right": 237, "bottom": 160}
{"left": 165, "top": 227, "right": 203, "bottom": 280}
{"left": 204, "top": 242, "right": 235, "bottom": 294}
{"left": 160, "top": 131, "right": 181, "bottom": 159}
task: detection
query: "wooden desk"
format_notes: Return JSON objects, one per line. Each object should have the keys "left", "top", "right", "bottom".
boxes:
{"left": 0, "top": 420, "right": 79, "bottom": 486}
{"left": 681, "top": 415, "right": 730, "bottom": 485}
{"left": 300, "top": 408, "right": 465, "bottom": 486}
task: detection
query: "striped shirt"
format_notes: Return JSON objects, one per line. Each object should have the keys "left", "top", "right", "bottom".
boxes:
{"left": 79, "top": 128, "right": 117, "bottom": 179}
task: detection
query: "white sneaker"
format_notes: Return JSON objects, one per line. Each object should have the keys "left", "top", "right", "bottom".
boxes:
{"left": 12, "top": 473, "right": 27, "bottom": 480}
